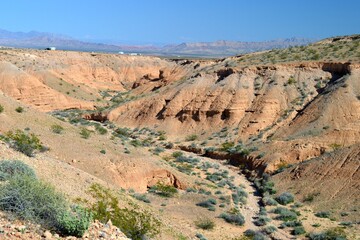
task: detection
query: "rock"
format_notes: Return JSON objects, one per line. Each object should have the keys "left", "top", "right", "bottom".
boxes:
{"left": 42, "top": 230, "right": 52, "bottom": 239}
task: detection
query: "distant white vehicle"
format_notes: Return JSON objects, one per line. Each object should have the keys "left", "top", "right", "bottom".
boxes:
{"left": 129, "top": 53, "right": 138, "bottom": 56}
{"left": 45, "top": 47, "right": 56, "bottom": 50}
{"left": 118, "top": 51, "right": 124, "bottom": 54}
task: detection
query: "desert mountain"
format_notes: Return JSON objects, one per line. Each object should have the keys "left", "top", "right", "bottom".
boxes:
{"left": 0, "top": 28, "right": 312, "bottom": 56}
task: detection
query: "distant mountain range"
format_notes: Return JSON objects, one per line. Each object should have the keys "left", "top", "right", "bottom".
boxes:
{"left": 0, "top": 29, "right": 313, "bottom": 57}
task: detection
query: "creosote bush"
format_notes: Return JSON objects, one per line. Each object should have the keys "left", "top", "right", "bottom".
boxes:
{"left": 0, "top": 160, "right": 36, "bottom": 181}
{"left": 194, "top": 217, "right": 215, "bottom": 230}
{"left": 15, "top": 106, "right": 24, "bottom": 113}
{"left": 0, "top": 168, "right": 91, "bottom": 237}
{"left": 0, "top": 104, "right": 4, "bottom": 113}
{"left": 219, "top": 209, "right": 245, "bottom": 226}
{"left": 2, "top": 129, "right": 46, "bottom": 157}
{"left": 185, "top": 134, "right": 198, "bottom": 141}
{"left": 275, "top": 192, "right": 295, "bottom": 205}
{"left": 86, "top": 183, "right": 160, "bottom": 240}
{"left": 148, "top": 182, "right": 177, "bottom": 198}
{"left": 80, "top": 128, "right": 91, "bottom": 139}
{"left": 51, "top": 124, "right": 64, "bottom": 134}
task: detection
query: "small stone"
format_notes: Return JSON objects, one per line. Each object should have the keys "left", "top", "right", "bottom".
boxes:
{"left": 53, "top": 234, "right": 60, "bottom": 238}
{"left": 106, "top": 219, "right": 113, "bottom": 228}
{"left": 42, "top": 230, "right": 52, "bottom": 239}
{"left": 99, "top": 231, "right": 107, "bottom": 238}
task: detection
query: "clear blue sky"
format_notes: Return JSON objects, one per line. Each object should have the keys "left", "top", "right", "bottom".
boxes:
{"left": 1, "top": 0, "right": 359, "bottom": 44}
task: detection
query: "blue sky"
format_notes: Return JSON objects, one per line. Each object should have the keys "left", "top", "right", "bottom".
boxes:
{"left": 1, "top": 0, "right": 359, "bottom": 44}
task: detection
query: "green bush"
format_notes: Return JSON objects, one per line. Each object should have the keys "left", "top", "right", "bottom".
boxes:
{"left": 272, "top": 207, "right": 298, "bottom": 221}
{"left": 196, "top": 198, "right": 217, "bottom": 211}
{"left": 95, "top": 125, "right": 108, "bottom": 135}
{"left": 4, "top": 130, "right": 46, "bottom": 157}
{"left": 172, "top": 151, "right": 183, "bottom": 158}
{"left": 131, "top": 193, "right": 151, "bottom": 203}
{"left": 149, "top": 182, "right": 177, "bottom": 197}
{"left": 275, "top": 192, "right": 294, "bottom": 205}
{"left": 51, "top": 124, "right": 64, "bottom": 134}
{"left": 308, "top": 227, "right": 347, "bottom": 240}
{"left": 292, "top": 226, "right": 306, "bottom": 235}
{"left": 0, "top": 174, "right": 64, "bottom": 229}
{"left": 0, "top": 105, "right": 4, "bottom": 113}
{"left": 15, "top": 106, "right": 24, "bottom": 113}
{"left": 219, "top": 210, "right": 245, "bottom": 226}
{"left": 0, "top": 160, "right": 36, "bottom": 181}
{"left": 254, "top": 216, "right": 271, "bottom": 226}
{"left": 80, "top": 128, "right": 91, "bottom": 139}
{"left": 87, "top": 184, "right": 160, "bottom": 240}
{"left": 185, "top": 134, "right": 198, "bottom": 141}
{"left": 56, "top": 205, "right": 92, "bottom": 237}
{"left": 194, "top": 217, "right": 215, "bottom": 230}
{"left": 315, "top": 211, "right": 331, "bottom": 218}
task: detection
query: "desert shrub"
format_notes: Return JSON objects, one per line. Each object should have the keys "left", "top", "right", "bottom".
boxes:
{"left": 0, "top": 174, "right": 90, "bottom": 236}
{"left": 87, "top": 183, "right": 160, "bottom": 240}
{"left": 254, "top": 216, "right": 271, "bottom": 226}
{"left": 175, "top": 155, "right": 200, "bottom": 165}
{"left": 272, "top": 207, "right": 298, "bottom": 221}
{"left": 100, "top": 149, "right": 106, "bottom": 154}
{"left": 172, "top": 151, "right": 183, "bottom": 158}
{"left": 194, "top": 217, "right": 215, "bottom": 230}
{"left": 196, "top": 198, "right": 217, "bottom": 210}
{"left": 131, "top": 193, "right": 151, "bottom": 203}
{"left": 315, "top": 211, "right": 331, "bottom": 218}
{"left": 308, "top": 227, "right": 347, "bottom": 240}
{"left": 279, "top": 220, "right": 302, "bottom": 229}
{"left": 219, "top": 210, "right": 245, "bottom": 226}
{"left": 149, "top": 182, "right": 177, "bottom": 197}
{"left": 130, "top": 139, "right": 142, "bottom": 147}
{"left": 95, "top": 125, "right": 108, "bottom": 135}
{"left": 243, "top": 229, "right": 267, "bottom": 240}
{"left": 0, "top": 105, "right": 4, "bottom": 113}
{"left": 292, "top": 226, "right": 306, "bottom": 235}
{"left": 4, "top": 130, "right": 45, "bottom": 157}
{"left": 275, "top": 192, "right": 294, "bottom": 205}
{"left": 79, "top": 128, "right": 91, "bottom": 139}
{"left": 51, "top": 124, "right": 64, "bottom": 134}
{"left": 56, "top": 205, "right": 92, "bottom": 237}
{"left": 15, "top": 106, "right": 24, "bottom": 113}
{"left": 263, "top": 197, "right": 278, "bottom": 206}
{"left": 0, "top": 160, "right": 36, "bottom": 181}
{"left": 263, "top": 225, "right": 277, "bottom": 234}
{"left": 152, "top": 146, "right": 164, "bottom": 155}
{"left": 185, "top": 134, "right": 198, "bottom": 141}
{"left": 113, "top": 127, "right": 130, "bottom": 138}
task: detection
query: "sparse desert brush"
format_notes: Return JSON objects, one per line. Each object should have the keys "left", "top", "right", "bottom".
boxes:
{"left": 3, "top": 129, "right": 46, "bottom": 157}
{"left": 51, "top": 124, "right": 64, "bottom": 134}
{"left": 131, "top": 193, "right": 151, "bottom": 203}
{"left": 275, "top": 192, "right": 295, "bottom": 205}
{"left": 95, "top": 125, "right": 108, "bottom": 135}
{"left": 308, "top": 227, "right": 347, "bottom": 240}
{"left": 0, "top": 104, "right": 4, "bottom": 113}
{"left": 315, "top": 211, "right": 331, "bottom": 218}
{"left": 0, "top": 160, "right": 36, "bottom": 181}
{"left": 271, "top": 207, "right": 298, "bottom": 221}
{"left": 86, "top": 183, "right": 160, "bottom": 240}
{"left": 79, "top": 127, "right": 91, "bottom": 139}
{"left": 185, "top": 134, "right": 198, "bottom": 141}
{"left": 219, "top": 210, "right": 245, "bottom": 226}
{"left": 0, "top": 170, "right": 91, "bottom": 237}
{"left": 15, "top": 106, "right": 24, "bottom": 113}
{"left": 149, "top": 182, "right": 177, "bottom": 197}
{"left": 194, "top": 217, "right": 215, "bottom": 230}
{"left": 254, "top": 215, "right": 271, "bottom": 226}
